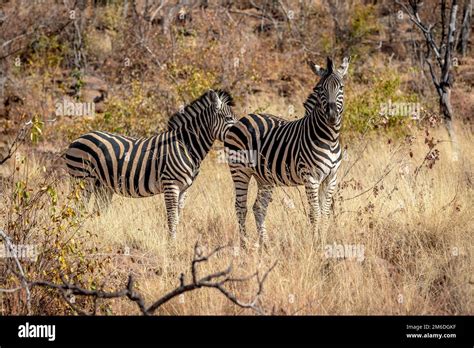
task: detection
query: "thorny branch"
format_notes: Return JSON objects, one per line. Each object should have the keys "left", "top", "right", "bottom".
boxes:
{"left": 0, "top": 235, "right": 276, "bottom": 316}
{"left": 0, "top": 121, "right": 30, "bottom": 166}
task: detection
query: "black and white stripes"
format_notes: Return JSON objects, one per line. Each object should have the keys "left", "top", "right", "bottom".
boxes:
{"left": 65, "top": 90, "right": 237, "bottom": 238}
{"left": 224, "top": 57, "right": 350, "bottom": 247}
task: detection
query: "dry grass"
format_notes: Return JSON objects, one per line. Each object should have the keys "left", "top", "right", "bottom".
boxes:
{"left": 1, "top": 117, "right": 473, "bottom": 315}
{"left": 15, "top": 122, "right": 465, "bottom": 315}
{"left": 1, "top": 0, "right": 472, "bottom": 316}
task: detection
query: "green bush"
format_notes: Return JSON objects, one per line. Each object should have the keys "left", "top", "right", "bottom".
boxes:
{"left": 58, "top": 81, "right": 170, "bottom": 140}
{"left": 27, "top": 34, "right": 70, "bottom": 71}
{"left": 349, "top": 4, "right": 380, "bottom": 44}
{"left": 344, "top": 68, "right": 419, "bottom": 136}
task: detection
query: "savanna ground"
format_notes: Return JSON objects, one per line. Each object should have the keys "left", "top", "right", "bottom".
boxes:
{"left": 0, "top": 0, "right": 473, "bottom": 315}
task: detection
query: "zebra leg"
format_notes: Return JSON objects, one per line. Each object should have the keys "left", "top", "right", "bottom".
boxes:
{"left": 253, "top": 184, "right": 273, "bottom": 248}
{"left": 305, "top": 179, "right": 322, "bottom": 236}
{"left": 177, "top": 189, "right": 188, "bottom": 220}
{"left": 319, "top": 172, "right": 337, "bottom": 232}
{"left": 231, "top": 169, "right": 251, "bottom": 249}
{"left": 164, "top": 183, "right": 180, "bottom": 239}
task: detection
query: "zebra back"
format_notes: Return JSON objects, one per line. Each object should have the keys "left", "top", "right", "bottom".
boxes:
{"left": 66, "top": 89, "right": 237, "bottom": 198}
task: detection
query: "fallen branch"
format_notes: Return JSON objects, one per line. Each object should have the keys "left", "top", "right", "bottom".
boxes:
{"left": 0, "top": 235, "right": 276, "bottom": 315}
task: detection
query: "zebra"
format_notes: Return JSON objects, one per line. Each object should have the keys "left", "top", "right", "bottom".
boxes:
{"left": 224, "top": 57, "right": 350, "bottom": 248}
{"left": 65, "top": 89, "right": 237, "bottom": 238}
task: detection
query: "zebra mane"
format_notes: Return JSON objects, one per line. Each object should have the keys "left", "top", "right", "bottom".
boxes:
{"left": 302, "top": 73, "right": 341, "bottom": 117}
{"left": 213, "top": 89, "right": 235, "bottom": 107}
{"left": 302, "top": 88, "right": 319, "bottom": 117}
{"left": 168, "top": 89, "right": 234, "bottom": 130}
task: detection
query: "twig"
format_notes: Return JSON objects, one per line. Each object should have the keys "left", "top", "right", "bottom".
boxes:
{"left": 0, "top": 121, "right": 30, "bottom": 166}
{"left": 0, "top": 229, "right": 32, "bottom": 314}
{"left": 0, "top": 242, "right": 276, "bottom": 316}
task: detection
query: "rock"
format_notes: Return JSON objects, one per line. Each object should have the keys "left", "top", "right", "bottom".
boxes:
{"left": 73, "top": 75, "right": 108, "bottom": 114}
{"left": 81, "top": 75, "right": 108, "bottom": 93}
{"left": 81, "top": 88, "right": 103, "bottom": 103}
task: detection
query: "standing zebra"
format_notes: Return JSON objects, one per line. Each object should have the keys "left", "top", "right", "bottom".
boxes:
{"left": 224, "top": 57, "right": 350, "bottom": 247}
{"left": 65, "top": 89, "right": 237, "bottom": 238}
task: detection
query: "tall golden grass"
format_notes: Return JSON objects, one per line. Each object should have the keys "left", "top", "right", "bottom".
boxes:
{"left": 1, "top": 117, "right": 472, "bottom": 315}
{"left": 71, "top": 125, "right": 474, "bottom": 314}
{"left": 1, "top": 0, "right": 472, "bottom": 316}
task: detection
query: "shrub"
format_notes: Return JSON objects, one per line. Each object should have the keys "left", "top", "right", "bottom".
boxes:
{"left": 0, "top": 155, "right": 112, "bottom": 315}
{"left": 344, "top": 68, "right": 420, "bottom": 136}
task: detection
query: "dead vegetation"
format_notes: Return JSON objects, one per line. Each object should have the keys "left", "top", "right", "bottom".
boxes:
{"left": 0, "top": 0, "right": 473, "bottom": 315}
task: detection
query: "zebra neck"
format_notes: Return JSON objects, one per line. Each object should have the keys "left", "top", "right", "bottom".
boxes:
{"left": 305, "top": 110, "right": 340, "bottom": 147}
{"left": 176, "top": 123, "right": 214, "bottom": 164}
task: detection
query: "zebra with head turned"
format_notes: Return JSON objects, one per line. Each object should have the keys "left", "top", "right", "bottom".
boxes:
{"left": 224, "top": 57, "right": 350, "bottom": 248}
{"left": 65, "top": 89, "right": 237, "bottom": 238}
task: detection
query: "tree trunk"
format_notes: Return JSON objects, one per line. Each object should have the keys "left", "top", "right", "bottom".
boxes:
{"left": 439, "top": 85, "right": 460, "bottom": 161}
{"left": 441, "top": 0, "right": 459, "bottom": 161}
{"left": 457, "top": 0, "right": 472, "bottom": 55}
{"left": 439, "top": 85, "right": 453, "bottom": 122}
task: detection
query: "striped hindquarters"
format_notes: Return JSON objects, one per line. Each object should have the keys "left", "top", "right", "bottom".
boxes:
{"left": 65, "top": 130, "right": 170, "bottom": 197}
{"left": 225, "top": 113, "right": 305, "bottom": 186}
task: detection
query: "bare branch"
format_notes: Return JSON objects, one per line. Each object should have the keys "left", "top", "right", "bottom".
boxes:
{"left": 0, "top": 242, "right": 276, "bottom": 316}
{"left": 395, "top": 0, "right": 443, "bottom": 65}
{"left": 0, "top": 121, "right": 30, "bottom": 166}
{"left": 0, "top": 229, "right": 32, "bottom": 314}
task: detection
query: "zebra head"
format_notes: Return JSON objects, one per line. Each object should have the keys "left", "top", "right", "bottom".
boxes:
{"left": 307, "top": 57, "right": 350, "bottom": 127}
{"left": 167, "top": 89, "right": 237, "bottom": 142}
{"left": 208, "top": 89, "right": 237, "bottom": 142}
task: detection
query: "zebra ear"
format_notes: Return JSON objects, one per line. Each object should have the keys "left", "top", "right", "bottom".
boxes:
{"left": 308, "top": 60, "right": 326, "bottom": 77}
{"left": 326, "top": 57, "right": 334, "bottom": 73}
{"left": 338, "top": 56, "right": 351, "bottom": 77}
{"left": 209, "top": 90, "right": 223, "bottom": 110}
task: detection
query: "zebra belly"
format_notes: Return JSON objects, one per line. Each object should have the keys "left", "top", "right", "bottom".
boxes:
{"left": 251, "top": 165, "right": 305, "bottom": 186}
{"left": 107, "top": 165, "right": 194, "bottom": 198}
{"left": 108, "top": 177, "right": 162, "bottom": 197}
